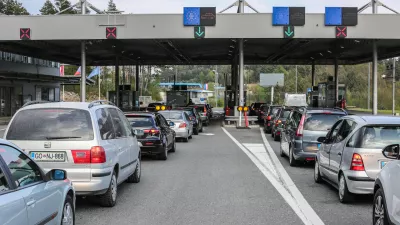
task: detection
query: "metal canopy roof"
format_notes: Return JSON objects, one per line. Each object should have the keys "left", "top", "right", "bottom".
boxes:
{"left": 0, "top": 13, "right": 400, "bottom": 65}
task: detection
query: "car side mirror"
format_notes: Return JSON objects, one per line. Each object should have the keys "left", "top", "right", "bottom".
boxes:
{"left": 382, "top": 144, "right": 400, "bottom": 159}
{"left": 47, "top": 169, "right": 67, "bottom": 181}
{"left": 132, "top": 129, "right": 144, "bottom": 136}
{"left": 138, "top": 142, "right": 143, "bottom": 147}
{"left": 169, "top": 121, "right": 175, "bottom": 127}
{"left": 317, "top": 137, "right": 326, "bottom": 143}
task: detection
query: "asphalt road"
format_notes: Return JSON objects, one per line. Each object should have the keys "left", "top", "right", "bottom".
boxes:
{"left": 75, "top": 120, "right": 302, "bottom": 225}
{"left": 0, "top": 125, "right": 8, "bottom": 137}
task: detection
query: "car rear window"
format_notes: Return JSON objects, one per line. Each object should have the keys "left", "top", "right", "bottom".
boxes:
{"left": 7, "top": 108, "right": 94, "bottom": 141}
{"left": 268, "top": 106, "right": 279, "bottom": 114}
{"left": 281, "top": 110, "right": 291, "bottom": 118}
{"left": 348, "top": 126, "right": 400, "bottom": 149}
{"left": 253, "top": 103, "right": 264, "bottom": 109}
{"left": 159, "top": 111, "right": 183, "bottom": 120}
{"left": 184, "top": 110, "right": 194, "bottom": 116}
{"left": 126, "top": 115, "right": 154, "bottom": 127}
{"left": 303, "top": 113, "right": 343, "bottom": 131}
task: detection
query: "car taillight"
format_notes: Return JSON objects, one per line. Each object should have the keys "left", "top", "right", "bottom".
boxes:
{"left": 91, "top": 146, "right": 106, "bottom": 163}
{"left": 267, "top": 115, "right": 272, "bottom": 121}
{"left": 204, "top": 107, "right": 207, "bottom": 113}
{"left": 179, "top": 123, "right": 187, "bottom": 128}
{"left": 350, "top": 153, "right": 365, "bottom": 171}
{"left": 71, "top": 146, "right": 106, "bottom": 164}
{"left": 296, "top": 115, "right": 305, "bottom": 137}
{"left": 323, "top": 111, "right": 332, "bottom": 114}
{"left": 275, "top": 120, "right": 282, "bottom": 126}
{"left": 144, "top": 129, "right": 160, "bottom": 136}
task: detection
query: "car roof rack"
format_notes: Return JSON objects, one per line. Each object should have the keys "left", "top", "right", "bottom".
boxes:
{"left": 88, "top": 100, "right": 115, "bottom": 109}
{"left": 22, "top": 100, "right": 53, "bottom": 108}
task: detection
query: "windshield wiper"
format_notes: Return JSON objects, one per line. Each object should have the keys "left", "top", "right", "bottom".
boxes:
{"left": 46, "top": 136, "right": 81, "bottom": 140}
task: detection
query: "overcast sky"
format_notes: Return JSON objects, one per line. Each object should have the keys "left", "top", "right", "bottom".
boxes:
{"left": 19, "top": 0, "right": 400, "bottom": 14}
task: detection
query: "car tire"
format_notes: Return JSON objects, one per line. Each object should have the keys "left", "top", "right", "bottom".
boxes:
{"left": 99, "top": 171, "right": 117, "bottom": 207}
{"left": 158, "top": 145, "right": 168, "bottom": 160}
{"left": 183, "top": 136, "right": 189, "bottom": 142}
{"left": 199, "top": 126, "right": 203, "bottom": 132}
{"left": 266, "top": 127, "right": 271, "bottom": 134}
{"left": 189, "top": 131, "right": 193, "bottom": 139}
{"left": 170, "top": 139, "right": 176, "bottom": 153}
{"left": 314, "top": 159, "right": 322, "bottom": 183}
{"left": 289, "top": 145, "right": 297, "bottom": 167}
{"left": 271, "top": 131, "right": 275, "bottom": 138}
{"left": 338, "top": 173, "right": 353, "bottom": 203}
{"left": 274, "top": 133, "right": 280, "bottom": 142}
{"left": 61, "top": 194, "right": 75, "bottom": 225}
{"left": 127, "top": 154, "right": 141, "bottom": 183}
{"left": 373, "top": 188, "right": 390, "bottom": 225}
{"left": 194, "top": 127, "right": 199, "bottom": 135}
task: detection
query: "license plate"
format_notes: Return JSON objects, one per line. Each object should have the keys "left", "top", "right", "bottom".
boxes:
{"left": 380, "top": 161, "right": 387, "bottom": 169}
{"left": 30, "top": 152, "right": 66, "bottom": 162}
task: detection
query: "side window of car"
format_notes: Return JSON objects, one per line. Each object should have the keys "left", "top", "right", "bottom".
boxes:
{"left": 109, "top": 108, "right": 128, "bottom": 138}
{"left": 292, "top": 112, "right": 301, "bottom": 127}
{"left": 158, "top": 115, "right": 168, "bottom": 128}
{"left": 336, "top": 120, "right": 357, "bottom": 143}
{"left": 286, "top": 111, "right": 294, "bottom": 128}
{"left": 154, "top": 116, "right": 161, "bottom": 127}
{"left": 0, "top": 166, "right": 10, "bottom": 192}
{"left": 0, "top": 145, "right": 43, "bottom": 188}
{"left": 328, "top": 120, "right": 343, "bottom": 143}
{"left": 116, "top": 110, "right": 133, "bottom": 137}
{"left": 96, "top": 108, "right": 115, "bottom": 140}
{"left": 184, "top": 112, "right": 190, "bottom": 122}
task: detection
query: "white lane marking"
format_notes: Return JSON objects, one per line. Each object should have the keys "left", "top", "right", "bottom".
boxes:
{"left": 199, "top": 133, "right": 214, "bottom": 136}
{"left": 259, "top": 128, "right": 324, "bottom": 225}
{"left": 243, "top": 143, "right": 278, "bottom": 178}
{"left": 222, "top": 127, "right": 324, "bottom": 225}
{"left": 0, "top": 128, "right": 5, "bottom": 131}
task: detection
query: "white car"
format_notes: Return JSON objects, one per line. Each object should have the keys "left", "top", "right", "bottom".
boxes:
{"left": 373, "top": 143, "right": 400, "bottom": 225}
{"left": 4, "top": 100, "right": 142, "bottom": 207}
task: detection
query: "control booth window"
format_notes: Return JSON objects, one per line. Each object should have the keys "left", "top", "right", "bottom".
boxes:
{"left": 35, "top": 87, "right": 59, "bottom": 102}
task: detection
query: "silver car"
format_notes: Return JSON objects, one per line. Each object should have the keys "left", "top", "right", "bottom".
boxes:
{"left": 4, "top": 101, "right": 142, "bottom": 207}
{"left": 158, "top": 110, "right": 193, "bottom": 142}
{"left": 0, "top": 139, "right": 75, "bottom": 225}
{"left": 315, "top": 115, "right": 400, "bottom": 203}
{"left": 373, "top": 144, "right": 400, "bottom": 225}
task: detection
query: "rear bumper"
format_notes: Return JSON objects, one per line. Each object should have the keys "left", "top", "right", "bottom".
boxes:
{"left": 174, "top": 128, "right": 189, "bottom": 138}
{"left": 293, "top": 147, "right": 317, "bottom": 161}
{"left": 140, "top": 144, "right": 164, "bottom": 155}
{"left": 344, "top": 171, "right": 375, "bottom": 194}
{"left": 70, "top": 168, "right": 113, "bottom": 195}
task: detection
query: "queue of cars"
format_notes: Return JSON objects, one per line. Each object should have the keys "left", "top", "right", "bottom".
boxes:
{"left": 0, "top": 100, "right": 209, "bottom": 225}
{"left": 257, "top": 102, "right": 400, "bottom": 224}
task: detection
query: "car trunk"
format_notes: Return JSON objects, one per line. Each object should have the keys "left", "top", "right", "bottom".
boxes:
{"left": 11, "top": 140, "right": 96, "bottom": 182}
{"left": 133, "top": 126, "right": 155, "bottom": 139}
{"left": 302, "top": 130, "right": 329, "bottom": 152}
{"left": 168, "top": 119, "right": 186, "bottom": 130}
{"left": 357, "top": 148, "right": 395, "bottom": 179}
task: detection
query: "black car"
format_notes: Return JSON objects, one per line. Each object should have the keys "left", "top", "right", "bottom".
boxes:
{"left": 125, "top": 112, "right": 176, "bottom": 160}
{"left": 250, "top": 102, "right": 266, "bottom": 117}
{"left": 188, "top": 104, "right": 210, "bottom": 126}
{"left": 174, "top": 107, "right": 203, "bottom": 134}
{"left": 271, "top": 107, "right": 293, "bottom": 141}
{"left": 264, "top": 105, "right": 281, "bottom": 133}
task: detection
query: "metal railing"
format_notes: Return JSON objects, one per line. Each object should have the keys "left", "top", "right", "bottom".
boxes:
{"left": 0, "top": 51, "right": 58, "bottom": 68}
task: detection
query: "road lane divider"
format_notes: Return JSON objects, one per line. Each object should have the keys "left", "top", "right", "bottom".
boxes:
{"left": 222, "top": 127, "right": 325, "bottom": 225}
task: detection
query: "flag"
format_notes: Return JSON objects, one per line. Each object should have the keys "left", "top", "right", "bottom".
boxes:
{"left": 88, "top": 66, "right": 101, "bottom": 79}
{"left": 59, "top": 65, "right": 64, "bottom": 77}
{"left": 204, "top": 83, "right": 208, "bottom": 90}
{"left": 74, "top": 66, "right": 81, "bottom": 76}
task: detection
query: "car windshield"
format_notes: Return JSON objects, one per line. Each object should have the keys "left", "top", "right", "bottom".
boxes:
{"left": 6, "top": 108, "right": 94, "bottom": 141}
{"left": 159, "top": 111, "right": 183, "bottom": 120}
{"left": 126, "top": 115, "right": 154, "bottom": 127}
{"left": 351, "top": 126, "right": 400, "bottom": 149}
{"left": 304, "top": 113, "right": 343, "bottom": 131}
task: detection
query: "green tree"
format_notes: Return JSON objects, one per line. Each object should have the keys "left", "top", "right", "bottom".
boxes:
{"left": 54, "top": 0, "right": 77, "bottom": 14}
{"left": 39, "top": 0, "right": 58, "bottom": 15}
{"left": 1, "top": 0, "right": 29, "bottom": 15}
{"left": 107, "top": 0, "right": 119, "bottom": 13}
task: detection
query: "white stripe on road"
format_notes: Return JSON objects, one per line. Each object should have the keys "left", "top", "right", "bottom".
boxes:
{"left": 0, "top": 128, "right": 5, "bottom": 131}
{"left": 222, "top": 127, "right": 324, "bottom": 225}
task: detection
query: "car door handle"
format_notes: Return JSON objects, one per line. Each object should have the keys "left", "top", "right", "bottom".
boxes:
{"left": 26, "top": 199, "right": 36, "bottom": 207}
{"left": 337, "top": 152, "right": 342, "bottom": 156}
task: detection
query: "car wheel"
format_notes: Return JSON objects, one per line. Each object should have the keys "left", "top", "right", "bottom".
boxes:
{"left": 274, "top": 132, "right": 280, "bottom": 141}
{"left": 194, "top": 127, "right": 199, "bottom": 135}
{"left": 314, "top": 159, "right": 322, "bottom": 183}
{"left": 127, "top": 153, "right": 141, "bottom": 183}
{"left": 266, "top": 127, "right": 271, "bottom": 134}
{"left": 189, "top": 131, "right": 193, "bottom": 139}
{"left": 271, "top": 131, "right": 275, "bottom": 138}
{"left": 289, "top": 145, "right": 297, "bottom": 167}
{"left": 338, "top": 173, "right": 352, "bottom": 203}
{"left": 373, "top": 188, "right": 390, "bottom": 225}
{"left": 170, "top": 139, "right": 176, "bottom": 153}
{"left": 183, "top": 136, "right": 189, "bottom": 142}
{"left": 61, "top": 195, "right": 75, "bottom": 225}
{"left": 199, "top": 126, "right": 203, "bottom": 132}
{"left": 99, "top": 171, "right": 117, "bottom": 207}
{"left": 158, "top": 145, "right": 168, "bottom": 160}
